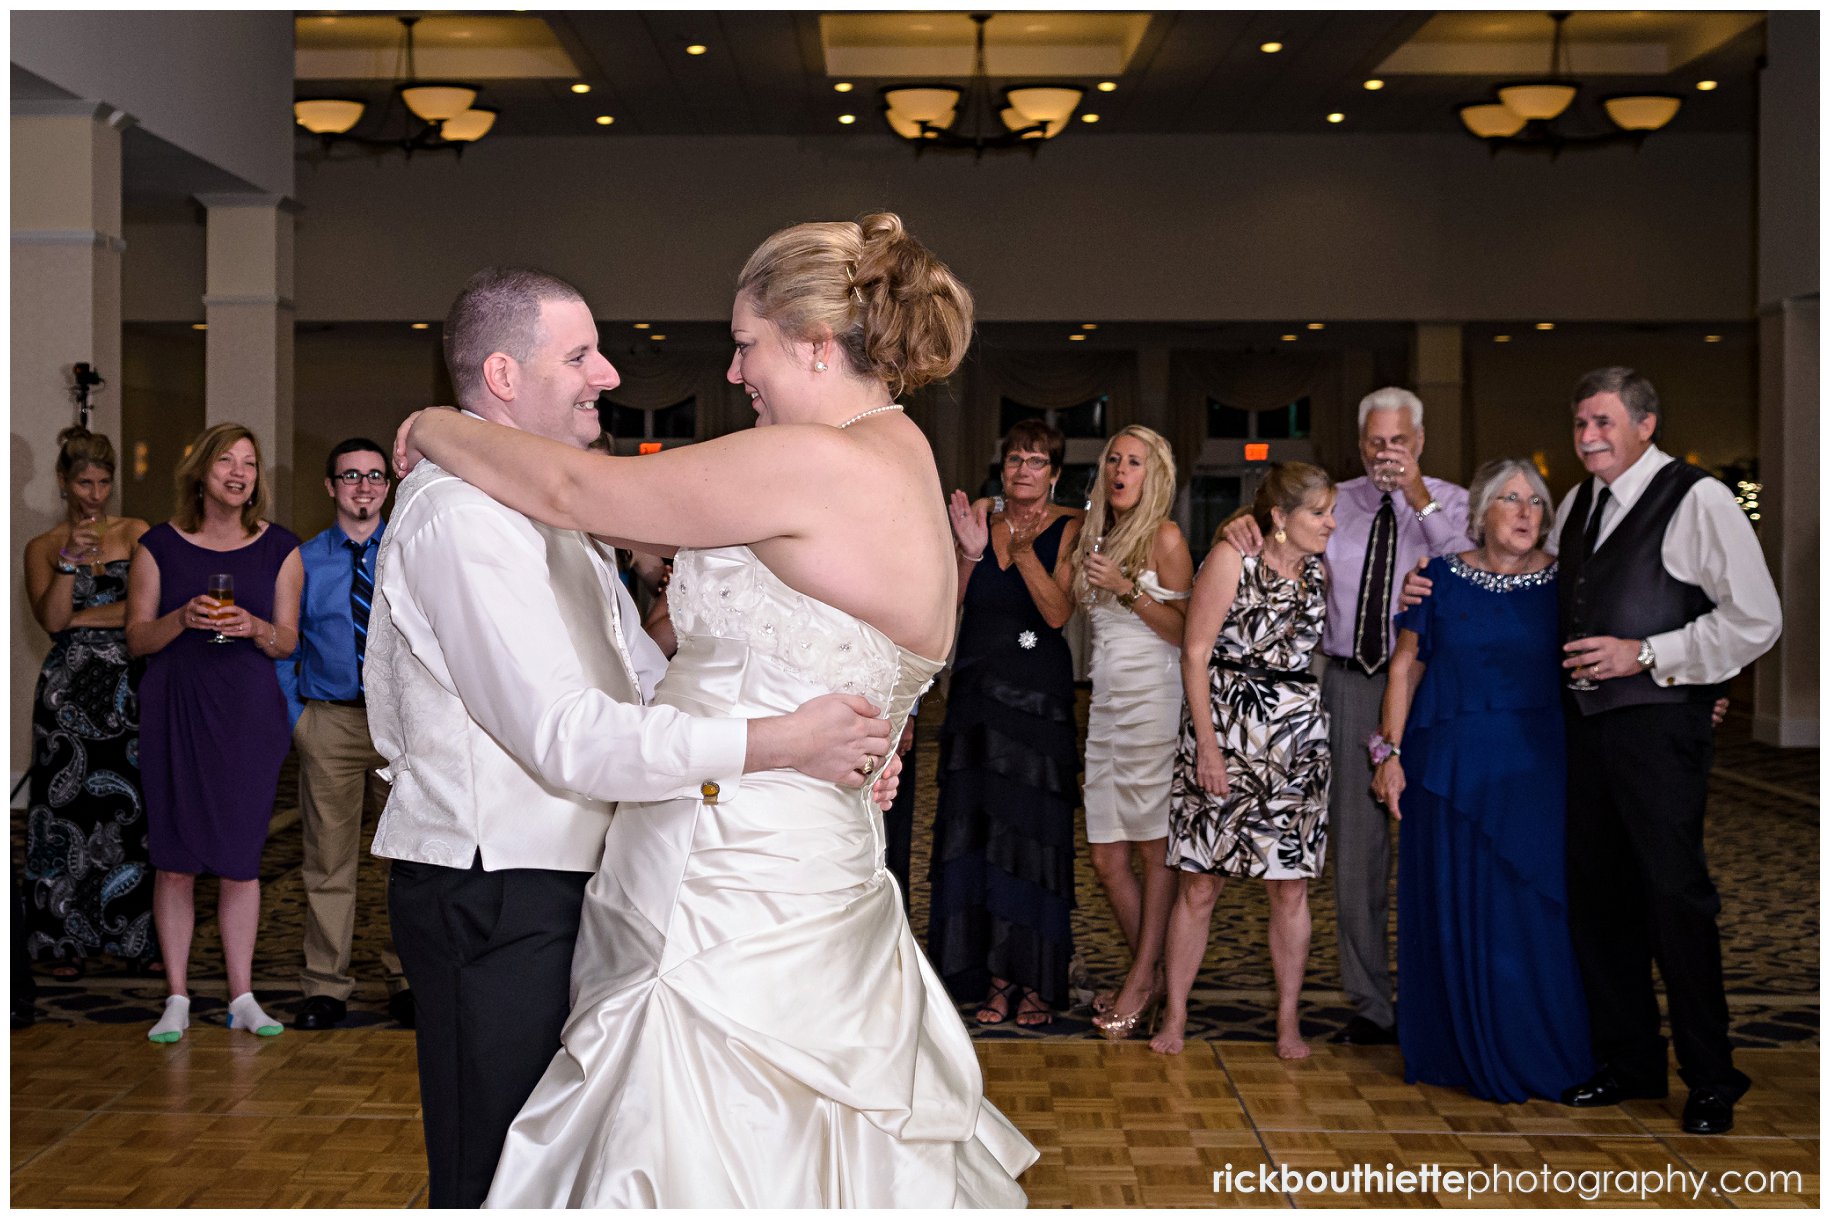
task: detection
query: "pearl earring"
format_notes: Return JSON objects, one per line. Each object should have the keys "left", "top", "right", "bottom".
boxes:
{"left": 813, "top": 360, "right": 828, "bottom": 373}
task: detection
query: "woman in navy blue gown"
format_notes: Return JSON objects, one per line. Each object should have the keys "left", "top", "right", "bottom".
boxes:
{"left": 1371, "top": 458, "right": 1593, "bottom": 1104}
{"left": 928, "top": 420, "right": 1082, "bottom": 1028}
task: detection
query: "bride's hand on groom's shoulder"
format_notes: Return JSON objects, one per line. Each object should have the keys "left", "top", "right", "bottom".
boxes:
{"left": 393, "top": 406, "right": 454, "bottom": 478}
{"left": 870, "top": 751, "right": 903, "bottom": 813}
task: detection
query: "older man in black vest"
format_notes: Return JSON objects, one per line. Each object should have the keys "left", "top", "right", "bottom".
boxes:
{"left": 1554, "top": 367, "right": 1781, "bottom": 1135}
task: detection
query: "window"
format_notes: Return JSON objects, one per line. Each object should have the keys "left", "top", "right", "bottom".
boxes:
{"left": 1206, "top": 396, "right": 1310, "bottom": 440}
{"left": 606, "top": 396, "right": 695, "bottom": 442}
{"left": 1187, "top": 473, "right": 1253, "bottom": 562}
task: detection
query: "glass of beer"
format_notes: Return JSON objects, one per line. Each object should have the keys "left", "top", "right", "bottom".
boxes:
{"left": 207, "top": 573, "right": 235, "bottom": 644}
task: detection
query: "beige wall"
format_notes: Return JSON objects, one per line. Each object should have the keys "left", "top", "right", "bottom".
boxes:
{"left": 109, "top": 131, "right": 1756, "bottom": 327}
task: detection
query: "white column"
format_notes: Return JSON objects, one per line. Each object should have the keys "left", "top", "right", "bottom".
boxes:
{"left": 1410, "top": 323, "right": 1466, "bottom": 482}
{"left": 198, "top": 193, "right": 296, "bottom": 524}
{"left": 11, "top": 100, "right": 131, "bottom": 779}
{"left": 1751, "top": 12, "right": 1818, "bottom": 748}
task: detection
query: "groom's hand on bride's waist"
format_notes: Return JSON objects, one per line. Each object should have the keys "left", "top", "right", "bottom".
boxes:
{"left": 743, "top": 694, "right": 893, "bottom": 790}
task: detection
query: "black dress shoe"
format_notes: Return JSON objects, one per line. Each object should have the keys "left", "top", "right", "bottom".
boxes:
{"left": 1682, "top": 1086, "right": 1744, "bottom": 1135}
{"left": 388, "top": 989, "right": 416, "bottom": 1030}
{"left": 1330, "top": 1015, "right": 1398, "bottom": 1045}
{"left": 293, "top": 995, "right": 347, "bottom": 1030}
{"left": 1559, "top": 1069, "right": 1667, "bottom": 1108}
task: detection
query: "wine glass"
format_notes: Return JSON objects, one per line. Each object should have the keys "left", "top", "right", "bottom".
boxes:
{"left": 1081, "top": 535, "right": 1105, "bottom": 608}
{"left": 1565, "top": 628, "right": 1598, "bottom": 691}
{"left": 207, "top": 573, "right": 235, "bottom": 645}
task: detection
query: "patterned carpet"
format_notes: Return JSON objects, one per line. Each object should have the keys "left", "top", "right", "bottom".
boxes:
{"left": 17, "top": 699, "right": 1818, "bottom": 1050}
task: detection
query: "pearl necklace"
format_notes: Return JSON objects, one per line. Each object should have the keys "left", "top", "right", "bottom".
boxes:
{"left": 836, "top": 404, "right": 904, "bottom": 429}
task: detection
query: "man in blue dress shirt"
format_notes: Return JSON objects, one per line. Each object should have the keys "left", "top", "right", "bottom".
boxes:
{"left": 278, "top": 438, "right": 412, "bottom": 1030}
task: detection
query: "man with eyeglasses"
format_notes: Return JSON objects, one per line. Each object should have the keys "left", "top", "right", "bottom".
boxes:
{"left": 277, "top": 438, "right": 412, "bottom": 1030}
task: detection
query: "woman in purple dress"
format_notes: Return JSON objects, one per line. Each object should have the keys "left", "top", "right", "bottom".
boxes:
{"left": 126, "top": 424, "right": 302, "bottom": 1043}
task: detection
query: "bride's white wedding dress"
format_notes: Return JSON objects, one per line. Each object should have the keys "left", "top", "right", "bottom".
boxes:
{"left": 486, "top": 546, "right": 1037, "bottom": 1207}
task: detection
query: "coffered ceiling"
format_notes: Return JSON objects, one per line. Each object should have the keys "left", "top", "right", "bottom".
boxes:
{"left": 292, "top": 10, "right": 1764, "bottom": 142}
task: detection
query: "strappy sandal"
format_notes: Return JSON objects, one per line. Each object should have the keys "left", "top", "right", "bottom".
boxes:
{"left": 1015, "top": 989, "right": 1054, "bottom": 1028}
{"left": 976, "top": 978, "right": 1021, "bottom": 1026}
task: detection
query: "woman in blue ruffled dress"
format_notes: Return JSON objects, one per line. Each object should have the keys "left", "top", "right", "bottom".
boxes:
{"left": 1372, "top": 457, "right": 1593, "bottom": 1103}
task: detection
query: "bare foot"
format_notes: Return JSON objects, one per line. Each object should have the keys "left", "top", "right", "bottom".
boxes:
{"left": 1150, "top": 1010, "right": 1187, "bottom": 1055}
{"left": 1015, "top": 990, "right": 1054, "bottom": 1028}
{"left": 1092, "top": 988, "right": 1116, "bottom": 1015}
{"left": 1275, "top": 1017, "right": 1310, "bottom": 1060}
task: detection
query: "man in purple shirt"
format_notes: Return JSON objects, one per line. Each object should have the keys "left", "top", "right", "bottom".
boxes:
{"left": 1226, "top": 387, "right": 1470, "bottom": 1044}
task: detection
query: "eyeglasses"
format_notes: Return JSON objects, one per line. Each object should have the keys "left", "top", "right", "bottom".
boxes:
{"left": 1496, "top": 492, "right": 1546, "bottom": 509}
{"left": 1003, "top": 454, "right": 1052, "bottom": 472}
{"left": 333, "top": 470, "right": 390, "bottom": 485}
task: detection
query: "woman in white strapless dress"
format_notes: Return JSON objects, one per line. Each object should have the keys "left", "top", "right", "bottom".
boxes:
{"left": 398, "top": 214, "right": 1036, "bottom": 1206}
{"left": 1067, "top": 428, "right": 1193, "bottom": 1040}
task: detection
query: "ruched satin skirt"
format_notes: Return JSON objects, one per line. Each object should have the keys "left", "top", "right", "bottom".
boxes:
{"left": 1083, "top": 600, "right": 1183, "bottom": 844}
{"left": 486, "top": 771, "right": 1036, "bottom": 1208}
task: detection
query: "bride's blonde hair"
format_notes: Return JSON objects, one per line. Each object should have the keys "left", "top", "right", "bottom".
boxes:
{"left": 736, "top": 212, "right": 974, "bottom": 398}
{"left": 1070, "top": 426, "right": 1177, "bottom": 606}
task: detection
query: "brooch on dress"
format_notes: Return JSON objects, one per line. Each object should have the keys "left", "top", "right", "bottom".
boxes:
{"left": 1017, "top": 630, "right": 1038, "bottom": 650}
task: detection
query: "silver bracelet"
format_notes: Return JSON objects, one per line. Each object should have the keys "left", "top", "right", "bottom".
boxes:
{"left": 958, "top": 548, "right": 984, "bottom": 563}
{"left": 1415, "top": 499, "right": 1442, "bottom": 521}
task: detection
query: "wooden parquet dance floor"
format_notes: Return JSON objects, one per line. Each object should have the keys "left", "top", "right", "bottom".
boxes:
{"left": 10, "top": 1023, "right": 1817, "bottom": 1208}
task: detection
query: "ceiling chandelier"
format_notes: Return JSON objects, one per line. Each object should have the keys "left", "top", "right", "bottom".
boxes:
{"left": 880, "top": 14, "right": 1084, "bottom": 157}
{"left": 293, "top": 16, "right": 497, "bottom": 158}
{"left": 1458, "top": 12, "right": 1682, "bottom": 153}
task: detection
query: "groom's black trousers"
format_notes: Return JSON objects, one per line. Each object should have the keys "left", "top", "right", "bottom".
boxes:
{"left": 390, "top": 855, "right": 590, "bottom": 1209}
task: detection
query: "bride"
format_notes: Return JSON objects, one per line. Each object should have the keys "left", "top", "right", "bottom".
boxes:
{"left": 395, "top": 214, "right": 1036, "bottom": 1207}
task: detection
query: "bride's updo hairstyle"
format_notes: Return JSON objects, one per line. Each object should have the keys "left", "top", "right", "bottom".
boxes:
{"left": 736, "top": 212, "right": 974, "bottom": 397}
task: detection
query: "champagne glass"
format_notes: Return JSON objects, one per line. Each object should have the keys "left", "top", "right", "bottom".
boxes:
{"left": 207, "top": 573, "right": 235, "bottom": 644}
{"left": 1081, "top": 535, "right": 1105, "bottom": 608}
{"left": 1565, "top": 628, "right": 1598, "bottom": 691}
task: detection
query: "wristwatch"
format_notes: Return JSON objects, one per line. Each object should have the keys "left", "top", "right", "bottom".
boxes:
{"left": 1116, "top": 585, "right": 1144, "bottom": 611}
{"left": 1636, "top": 639, "right": 1656, "bottom": 671}
{"left": 1415, "top": 499, "right": 1442, "bottom": 521}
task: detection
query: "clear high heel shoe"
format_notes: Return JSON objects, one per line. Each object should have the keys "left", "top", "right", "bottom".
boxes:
{"left": 1092, "top": 993, "right": 1163, "bottom": 1041}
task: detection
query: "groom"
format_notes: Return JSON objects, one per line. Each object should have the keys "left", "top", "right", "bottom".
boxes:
{"left": 367, "top": 266, "right": 895, "bottom": 1208}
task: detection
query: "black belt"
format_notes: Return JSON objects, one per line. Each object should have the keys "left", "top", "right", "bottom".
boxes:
{"left": 1216, "top": 658, "right": 1316, "bottom": 685}
{"left": 310, "top": 696, "right": 366, "bottom": 710}
{"left": 1324, "top": 655, "right": 1385, "bottom": 676}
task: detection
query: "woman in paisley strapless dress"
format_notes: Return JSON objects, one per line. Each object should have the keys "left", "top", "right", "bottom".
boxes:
{"left": 1067, "top": 427, "right": 1194, "bottom": 1041}
{"left": 398, "top": 213, "right": 1036, "bottom": 1206}
{"left": 21, "top": 428, "right": 155, "bottom": 972}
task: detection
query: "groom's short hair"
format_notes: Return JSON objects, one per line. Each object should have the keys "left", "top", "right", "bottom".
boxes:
{"left": 444, "top": 266, "right": 586, "bottom": 407}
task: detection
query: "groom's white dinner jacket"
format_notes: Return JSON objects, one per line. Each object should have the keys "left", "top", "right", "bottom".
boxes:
{"left": 367, "top": 456, "right": 745, "bottom": 873}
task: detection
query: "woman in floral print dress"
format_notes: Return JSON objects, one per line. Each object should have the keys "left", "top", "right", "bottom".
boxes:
{"left": 1152, "top": 463, "right": 1335, "bottom": 1059}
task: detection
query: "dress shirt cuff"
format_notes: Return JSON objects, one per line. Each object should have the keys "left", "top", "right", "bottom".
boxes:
{"left": 682, "top": 716, "right": 748, "bottom": 799}
{"left": 1645, "top": 627, "right": 1721, "bottom": 689}
{"left": 1416, "top": 503, "right": 1471, "bottom": 555}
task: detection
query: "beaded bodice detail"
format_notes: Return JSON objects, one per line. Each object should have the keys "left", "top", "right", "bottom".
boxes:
{"left": 669, "top": 546, "right": 942, "bottom": 717}
{"left": 1445, "top": 553, "right": 1558, "bottom": 593}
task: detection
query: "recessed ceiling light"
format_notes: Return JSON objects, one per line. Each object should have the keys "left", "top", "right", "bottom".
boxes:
{"left": 1081, "top": 113, "right": 1099, "bottom": 123}
{"left": 1705, "top": 334, "right": 1723, "bottom": 343}
{"left": 1535, "top": 322, "right": 1555, "bottom": 330}
{"left": 1363, "top": 79, "right": 1384, "bottom": 91}
{"left": 651, "top": 334, "right": 667, "bottom": 341}
{"left": 570, "top": 83, "right": 591, "bottom": 95}
{"left": 685, "top": 44, "right": 707, "bottom": 56}
{"left": 1281, "top": 333, "right": 1298, "bottom": 342}
{"left": 1081, "top": 323, "right": 1099, "bottom": 330}
{"left": 595, "top": 115, "right": 615, "bottom": 126}
{"left": 1696, "top": 80, "right": 1719, "bottom": 91}
{"left": 910, "top": 22, "right": 932, "bottom": 32}
{"left": 834, "top": 82, "right": 854, "bottom": 93}
{"left": 1327, "top": 112, "right": 1345, "bottom": 124}
{"left": 1260, "top": 41, "right": 1283, "bottom": 53}
{"left": 1026, "top": 23, "right": 1049, "bottom": 33}
{"left": 1306, "top": 322, "right": 1325, "bottom": 330}
{"left": 1068, "top": 334, "right": 1086, "bottom": 342}
{"left": 410, "top": 322, "right": 430, "bottom": 330}
{"left": 1494, "top": 334, "right": 1512, "bottom": 343}
{"left": 1097, "top": 81, "right": 1117, "bottom": 93}
{"left": 838, "top": 114, "right": 856, "bottom": 125}
{"left": 633, "top": 323, "right": 650, "bottom": 330}
{"left": 191, "top": 323, "right": 208, "bottom": 331}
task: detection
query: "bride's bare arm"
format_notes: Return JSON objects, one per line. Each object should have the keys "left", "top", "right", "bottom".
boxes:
{"left": 399, "top": 409, "right": 855, "bottom": 551}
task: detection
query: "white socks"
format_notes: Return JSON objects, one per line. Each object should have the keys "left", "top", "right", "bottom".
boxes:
{"left": 148, "top": 994, "right": 190, "bottom": 1043}
{"left": 228, "top": 992, "right": 283, "bottom": 1037}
